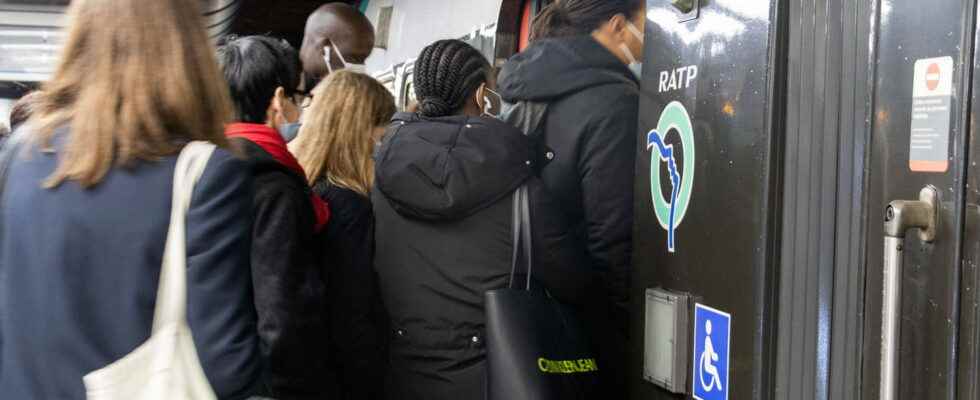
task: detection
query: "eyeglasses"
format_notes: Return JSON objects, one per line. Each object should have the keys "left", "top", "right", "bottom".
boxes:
{"left": 291, "top": 90, "right": 313, "bottom": 109}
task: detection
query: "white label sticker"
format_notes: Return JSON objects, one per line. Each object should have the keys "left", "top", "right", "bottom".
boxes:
{"left": 909, "top": 56, "right": 954, "bottom": 173}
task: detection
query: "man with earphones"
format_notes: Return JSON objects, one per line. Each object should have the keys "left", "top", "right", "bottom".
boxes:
{"left": 299, "top": 3, "right": 375, "bottom": 91}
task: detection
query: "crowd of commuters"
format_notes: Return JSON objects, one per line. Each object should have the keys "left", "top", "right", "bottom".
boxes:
{"left": 0, "top": 0, "right": 644, "bottom": 399}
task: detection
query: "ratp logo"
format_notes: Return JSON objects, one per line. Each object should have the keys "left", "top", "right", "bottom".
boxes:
{"left": 647, "top": 101, "right": 695, "bottom": 253}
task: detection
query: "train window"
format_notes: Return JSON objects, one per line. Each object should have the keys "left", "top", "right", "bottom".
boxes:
{"left": 0, "top": 26, "right": 63, "bottom": 81}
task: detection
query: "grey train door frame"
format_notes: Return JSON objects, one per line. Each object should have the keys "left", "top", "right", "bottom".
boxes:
{"left": 779, "top": 0, "right": 980, "bottom": 399}
{"left": 860, "top": 0, "right": 980, "bottom": 399}
{"left": 771, "top": 0, "right": 980, "bottom": 399}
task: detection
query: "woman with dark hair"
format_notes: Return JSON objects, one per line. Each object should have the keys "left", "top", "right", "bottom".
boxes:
{"left": 497, "top": 0, "right": 646, "bottom": 396}
{"left": 372, "top": 39, "right": 596, "bottom": 400}
{"left": 216, "top": 34, "right": 335, "bottom": 399}
{"left": 0, "top": 0, "right": 262, "bottom": 398}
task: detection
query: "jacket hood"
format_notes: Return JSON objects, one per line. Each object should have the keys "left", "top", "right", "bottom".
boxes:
{"left": 497, "top": 35, "right": 638, "bottom": 102}
{"left": 374, "top": 112, "right": 532, "bottom": 221}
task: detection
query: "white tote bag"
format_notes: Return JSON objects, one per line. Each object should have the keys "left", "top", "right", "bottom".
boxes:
{"left": 83, "top": 142, "right": 219, "bottom": 400}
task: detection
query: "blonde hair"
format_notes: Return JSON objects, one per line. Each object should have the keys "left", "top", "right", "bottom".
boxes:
{"left": 291, "top": 70, "right": 395, "bottom": 196}
{"left": 32, "top": 0, "right": 234, "bottom": 188}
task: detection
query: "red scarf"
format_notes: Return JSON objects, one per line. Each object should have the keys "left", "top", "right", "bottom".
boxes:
{"left": 226, "top": 123, "right": 330, "bottom": 232}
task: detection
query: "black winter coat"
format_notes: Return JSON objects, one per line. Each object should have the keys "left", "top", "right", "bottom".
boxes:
{"left": 0, "top": 132, "right": 263, "bottom": 399}
{"left": 234, "top": 138, "right": 337, "bottom": 399}
{"left": 372, "top": 113, "right": 597, "bottom": 400}
{"left": 497, "top": 35, "right": 639, "bottom": 397}
{"left": 313, "top": 182, "right": 387, "bottom": 400}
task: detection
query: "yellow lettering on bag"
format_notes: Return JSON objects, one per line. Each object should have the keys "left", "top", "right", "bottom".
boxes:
{"left": 536, "top": 357, "right": 600, "bottom": 374}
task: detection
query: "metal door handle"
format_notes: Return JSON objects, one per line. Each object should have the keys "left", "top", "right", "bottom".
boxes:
{"left": 880, "top": 186, "right": 939, "bottom": 400}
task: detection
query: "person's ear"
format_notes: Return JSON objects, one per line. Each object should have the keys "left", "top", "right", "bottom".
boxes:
{"left": 270, "top": 86, "right": 288, "bottom": 123}
{"left": 608, "top": 13, "right": 629, "bottom": 38}
{"left": 474, "top": 82, "right": 487, "bottom": 110}
{"left": 318, "top": 37, "right": 332, "bottom": 53}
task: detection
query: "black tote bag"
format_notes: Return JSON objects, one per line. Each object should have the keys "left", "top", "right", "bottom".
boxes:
{"left": 484, "top": 183, "right": 600, "bottom": 400}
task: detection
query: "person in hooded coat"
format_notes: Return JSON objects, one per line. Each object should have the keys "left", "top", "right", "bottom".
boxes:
{"left": 496, "top": 0, "right": 646, "bottom": 397}
{"left": 372, "top": 39, "right": 597, "bottom": 400}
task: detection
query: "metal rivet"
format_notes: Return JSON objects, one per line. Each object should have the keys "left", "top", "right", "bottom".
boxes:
{"left": 546, "top": 151, "right": 555, "bottom": 160}
{"left": 396, "top": 329, "right": 405, "bottom": 336}
{"left": 466, "top": 124, "right": 472, "bottom": 128}
{"left": 525, "top": 161, "right": 531, "bottom": 165}
{"left": 471, "top": 336, "right": 480, "bottom": 343}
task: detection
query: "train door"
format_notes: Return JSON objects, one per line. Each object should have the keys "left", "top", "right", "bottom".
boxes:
{"left": 863, "top": 0, "right": 980, "bottom": 399}
{"left": 630, "top": 0, "right": 780, "bottom": 399}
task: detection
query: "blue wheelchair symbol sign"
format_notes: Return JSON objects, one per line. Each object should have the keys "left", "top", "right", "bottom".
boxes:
{"left": 693, "top": 303, "right": 731, "bottom": 400}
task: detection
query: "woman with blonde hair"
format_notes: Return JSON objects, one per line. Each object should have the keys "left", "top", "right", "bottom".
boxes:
{"left": 291, "top": 69, "right": 395, "bottom": 400}
{"left": 0, "top": 0, "right": 262, "bottom": 398}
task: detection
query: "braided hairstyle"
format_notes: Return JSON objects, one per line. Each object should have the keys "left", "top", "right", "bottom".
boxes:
{"left": 413, "top": 39, "right": 491, "bottom": 118}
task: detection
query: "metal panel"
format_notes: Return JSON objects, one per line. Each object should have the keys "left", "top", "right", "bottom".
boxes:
{"left": 828, "top": 0, "right": 875, "bottom": 399}
{"left": 775, "top": 0, "right": 837, "bottom": 398}
{"left": 775, "top": 0, "right": 877, "bottom": 399}
{"left": 629, "top": 0, "right": 779, "bottom": 398}
{"left": 861, "top": 0, "right": 977, "bottom": 398}
{"left": 957, "top": 3, "right": 980, "bottom": 398}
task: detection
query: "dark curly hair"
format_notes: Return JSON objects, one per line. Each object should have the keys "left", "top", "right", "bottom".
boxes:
{"left": 531, "top": 0, "right": 645, "bottom": 41}
{"left": 413, "top": 39, "right": 491, "bottom": 118}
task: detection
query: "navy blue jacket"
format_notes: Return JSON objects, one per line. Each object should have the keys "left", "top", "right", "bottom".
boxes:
{"left": 0, "top": 134, "right": 263, "bottom": 399}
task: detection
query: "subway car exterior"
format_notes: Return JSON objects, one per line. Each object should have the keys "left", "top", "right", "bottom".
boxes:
{"left": 365, "top": 1, "right": 980, "bottom": 399}
{"left": 631, "top": 0, "right": 980, "bottom": 399}
{"left": 3, "top": 1, "right": 979, "bottom": 399}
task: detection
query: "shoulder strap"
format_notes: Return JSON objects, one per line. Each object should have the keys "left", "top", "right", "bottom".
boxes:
{"left": 504, "top": 101, "right": 544, "bottom": 291}
{"left": 152, "top": 141, "right": 216, "bottom": 331}
{"left": 507, "top": 184, "right": 532, "bottom": 290}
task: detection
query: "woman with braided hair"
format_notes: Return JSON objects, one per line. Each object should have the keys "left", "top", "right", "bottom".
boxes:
{"left": 371, "top": 39, "right": 597, "bottom": 400}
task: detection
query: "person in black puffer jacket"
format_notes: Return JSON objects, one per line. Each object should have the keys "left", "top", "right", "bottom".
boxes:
{"left": 372, "top": 39, "right": 598, "bottom": 400}
{"left": 497, "top": 1, "right": 645, "bottom": 396}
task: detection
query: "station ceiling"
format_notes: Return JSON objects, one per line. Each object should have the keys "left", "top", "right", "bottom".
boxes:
{"left": 231, "top": 0, "right": 356, "bottom": 48}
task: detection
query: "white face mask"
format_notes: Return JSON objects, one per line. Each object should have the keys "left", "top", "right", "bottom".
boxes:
{"left": 620, "top": 21, "right": 645, "bottom": 79}
{"left": 324, "top": 45, "right": 367, "bottom": 74}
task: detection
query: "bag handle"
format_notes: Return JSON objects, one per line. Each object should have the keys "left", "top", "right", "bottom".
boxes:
{"left": 507, "top": 184, "right": 532, "bottom": 290}
{"left": 152, "top": 141, "right": 216, "bottom": 332}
